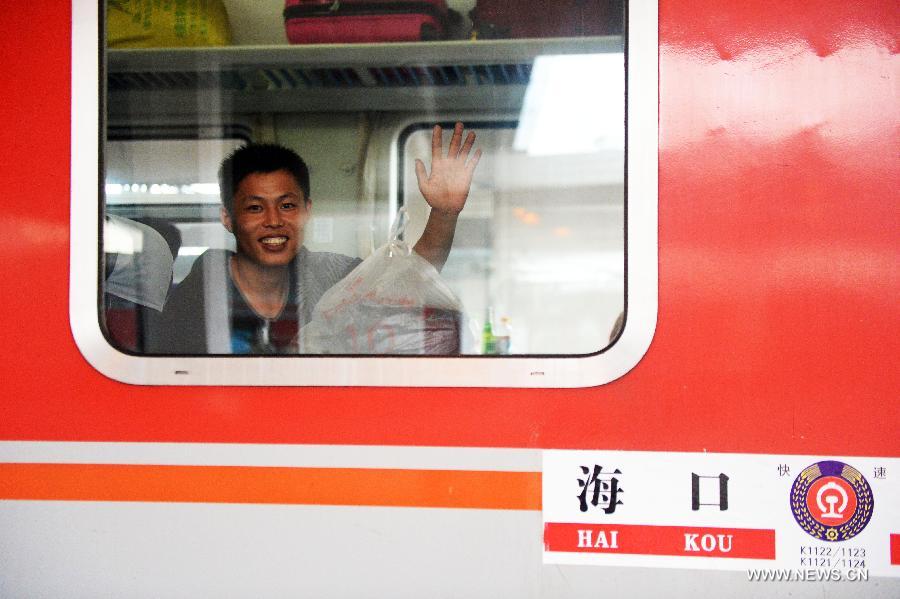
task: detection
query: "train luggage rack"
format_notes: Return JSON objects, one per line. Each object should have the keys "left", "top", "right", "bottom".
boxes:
{"left": 106, "top": 37, "right": 621, "bottom": 115}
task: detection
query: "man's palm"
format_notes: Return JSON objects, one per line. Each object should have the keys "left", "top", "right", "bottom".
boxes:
{"left": 415, "top": 122, "right": 482, "bottom": 215}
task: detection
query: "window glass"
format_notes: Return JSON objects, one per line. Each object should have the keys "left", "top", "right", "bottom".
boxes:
{"left": 102, "top": 1, "right": 627, "bottom": 357}
{"left": 401, "top": 116, "right": 624, "bottom": 355}
{"left": 105, "top": 137, "right": 246, "bottom": 280}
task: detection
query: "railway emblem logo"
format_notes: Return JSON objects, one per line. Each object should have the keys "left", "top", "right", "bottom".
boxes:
{"left": 790, "top": 460, "right": 873, "bottom": 542}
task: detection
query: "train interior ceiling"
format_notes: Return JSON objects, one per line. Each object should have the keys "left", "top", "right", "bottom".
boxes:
{"left": 104, "top": 0, "right": 626, "bottom": 355}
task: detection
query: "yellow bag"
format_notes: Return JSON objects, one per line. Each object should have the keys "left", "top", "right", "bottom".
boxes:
{"left": 107, "top": 0, "right": 232, "bottom": 48}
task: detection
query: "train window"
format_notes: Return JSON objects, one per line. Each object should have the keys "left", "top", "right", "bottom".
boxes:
{"left": 70, "top": 1, "right": 658, "bottom": 386}
{"left": 400, "top": 118, "right": 624, "bottom": 355}
{"left": 105, "top": 134, "right": 249, "bottom": 284}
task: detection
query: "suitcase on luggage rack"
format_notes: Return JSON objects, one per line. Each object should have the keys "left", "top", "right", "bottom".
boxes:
{"left": 469, "top": 0, "right": 624, "bottom": 40}
{"left": 284, "top": 0, "right": 452, "bottom": 44}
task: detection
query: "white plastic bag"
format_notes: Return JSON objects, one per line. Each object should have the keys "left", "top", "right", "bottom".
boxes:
{"left": 299, "top": 209, "right": 469, "bottom": 354}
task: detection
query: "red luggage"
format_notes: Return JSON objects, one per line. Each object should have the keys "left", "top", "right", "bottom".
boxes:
{"left": 284, "top": 0, "right": 451, "bottom": 44}
{"left": 470, "top": 0, "right": 624, "bottom": 40}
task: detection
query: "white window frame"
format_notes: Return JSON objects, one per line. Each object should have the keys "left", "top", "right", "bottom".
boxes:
{"left": 70, "top": 0, "right": 658, "bottom": 388}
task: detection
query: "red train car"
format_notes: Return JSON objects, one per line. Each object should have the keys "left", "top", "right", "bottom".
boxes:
{"left": 0, "top": 1, "right": 897, "bottom": 596}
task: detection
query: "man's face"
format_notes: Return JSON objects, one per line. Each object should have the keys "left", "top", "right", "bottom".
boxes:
{"left": 221, "top": 169, "right": 311, "bottom": 268}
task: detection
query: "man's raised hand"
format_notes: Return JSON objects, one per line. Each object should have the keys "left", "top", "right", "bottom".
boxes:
{"left": 414, "top": 122, "right": 482, "bottom": 216}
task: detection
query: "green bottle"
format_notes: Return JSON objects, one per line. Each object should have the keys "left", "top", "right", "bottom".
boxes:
{"left": 482, "top": 307, "right": 496, "bottom": 355}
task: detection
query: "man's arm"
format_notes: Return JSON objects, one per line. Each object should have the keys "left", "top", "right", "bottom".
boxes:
{"left": 413, "top": 122, "right": 482, "bottom": 271}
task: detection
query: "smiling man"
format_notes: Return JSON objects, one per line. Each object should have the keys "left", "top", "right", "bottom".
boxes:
{"left": 150, "top": 122, "right": 480, "bottom": 355}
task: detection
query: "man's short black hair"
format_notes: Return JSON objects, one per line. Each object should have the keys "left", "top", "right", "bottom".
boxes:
{"left": 218, "top": 143, "right": 311, "bottom": 214}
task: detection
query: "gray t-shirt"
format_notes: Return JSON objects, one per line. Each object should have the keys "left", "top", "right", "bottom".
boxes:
{"left": 148, "top": 246, "right": 361, "bottom": 354}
